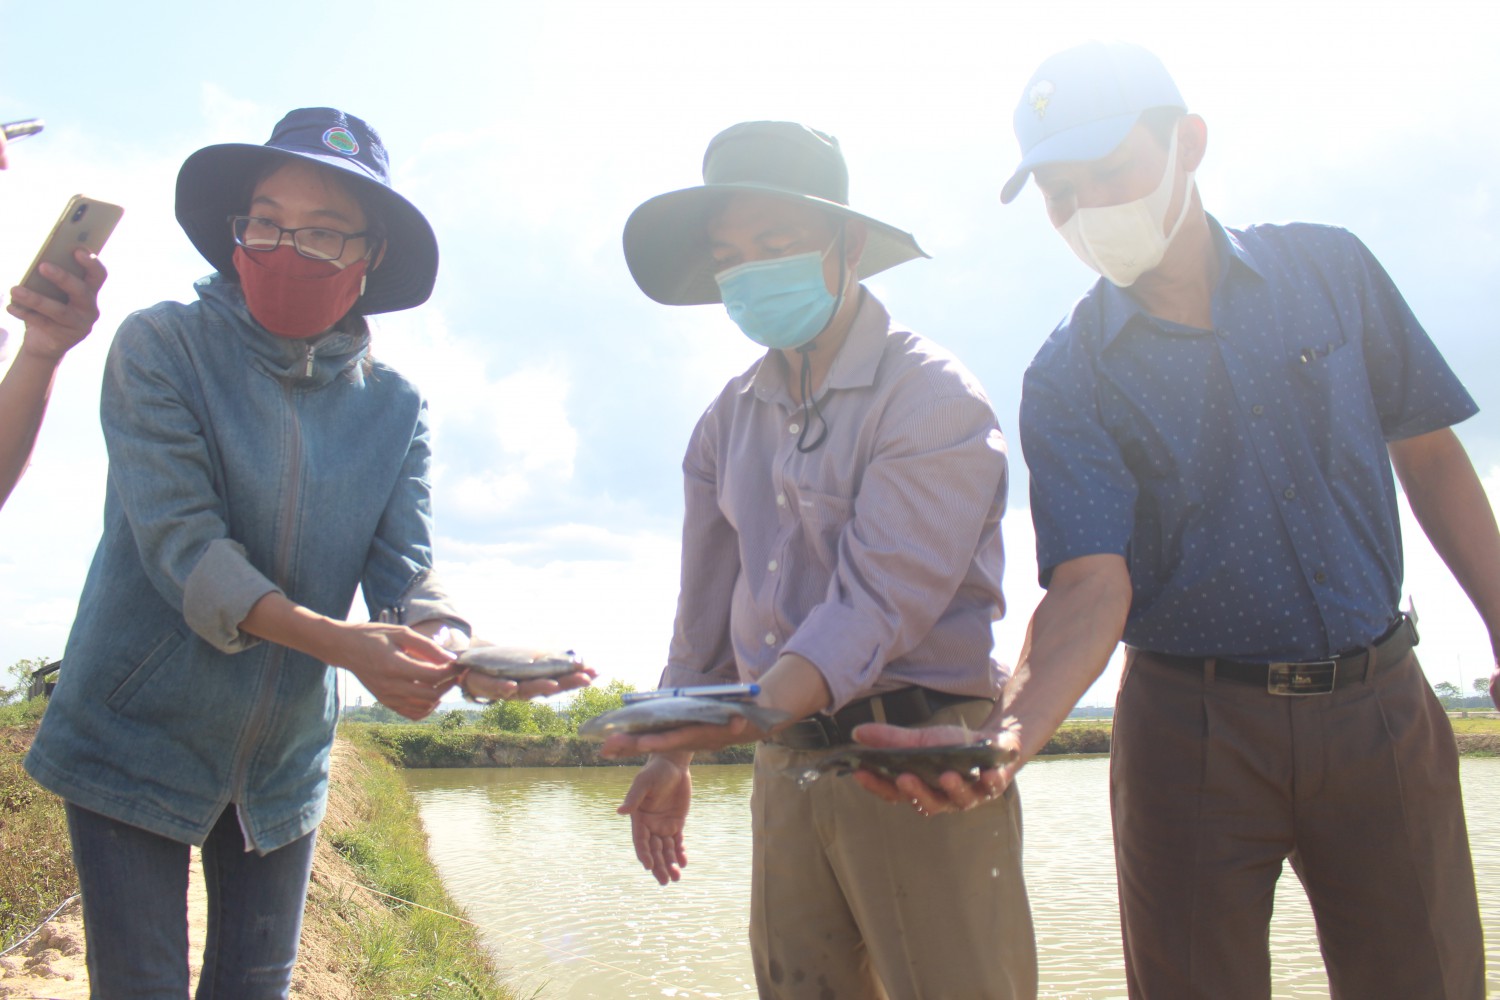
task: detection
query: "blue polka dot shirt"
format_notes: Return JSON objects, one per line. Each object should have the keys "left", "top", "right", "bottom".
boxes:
{"left": 1020, "top": 218, "right": 1477, "bottom": 660}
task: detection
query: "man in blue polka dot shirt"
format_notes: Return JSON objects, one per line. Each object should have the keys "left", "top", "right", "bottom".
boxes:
{"left": 855, "top": 40, "right": 1498, "bottom": 1000}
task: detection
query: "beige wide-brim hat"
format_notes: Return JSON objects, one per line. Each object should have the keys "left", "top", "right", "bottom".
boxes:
{"left": 623, "top": 121, "right": 929, "bottom": 306}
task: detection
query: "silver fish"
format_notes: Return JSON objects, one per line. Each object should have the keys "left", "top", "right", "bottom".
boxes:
{"left": 796, "top": 740, "right": 1018, "bottom": 790}
{"left": 457, "top": 647, "right": 582, "bottom": 703}
{"left": 578, "top": 696, "right": 788, "bottom": 741}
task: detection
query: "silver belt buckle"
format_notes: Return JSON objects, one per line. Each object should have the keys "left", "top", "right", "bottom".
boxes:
{"left": 1267, "top": 660, "right": 1337, "bottom": 696}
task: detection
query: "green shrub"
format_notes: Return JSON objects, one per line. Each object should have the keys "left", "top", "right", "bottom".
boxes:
{"left": 0, "top": 696, "right": 48, "bottom": 728}
{"left": 563, "top": 679, "right": 634, "bottom": 731}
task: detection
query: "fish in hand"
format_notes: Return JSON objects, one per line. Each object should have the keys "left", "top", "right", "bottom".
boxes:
{"left": 457, "top": 646, "right": 582, "bottom": 703}
{"left": 796, "top": 740, "right": 1019, "bottom": 790}
{"left": 578, "top": 696, "right": 788, "bottom": 741}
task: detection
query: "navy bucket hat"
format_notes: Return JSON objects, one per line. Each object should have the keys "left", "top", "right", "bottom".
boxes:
{"left": 623, "top": 121, "right": 928, "bottom": 306}
{"left": 175, "top": 107, "right": 438, "bottom": 315}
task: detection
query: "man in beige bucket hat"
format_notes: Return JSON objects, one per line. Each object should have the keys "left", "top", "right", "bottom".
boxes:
{"left": 604, "top": 120, "right": 1037, "bottom": 999}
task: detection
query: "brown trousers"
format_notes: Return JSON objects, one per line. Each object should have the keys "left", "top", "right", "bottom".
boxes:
{"left": 750, "top": 700, "right": 1037, "bottom": 1000}
{"left": 1113, "top": 649, "right": 1484, "bottom": 999}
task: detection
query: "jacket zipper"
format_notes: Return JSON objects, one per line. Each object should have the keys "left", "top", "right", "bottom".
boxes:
{"left": 226, "top": 377, "right": 306, "bottom": 851}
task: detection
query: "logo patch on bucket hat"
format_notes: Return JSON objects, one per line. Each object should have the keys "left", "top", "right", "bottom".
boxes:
{"left": 322, "top": 127, "right": 359, "bottom": 155}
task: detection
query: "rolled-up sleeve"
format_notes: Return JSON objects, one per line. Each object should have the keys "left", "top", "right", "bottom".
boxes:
{"left": 102, "top": 315, "right": 278, "bottom": 654}
{"left": 783, "top": 391, "right": 1006, "bottom": 711}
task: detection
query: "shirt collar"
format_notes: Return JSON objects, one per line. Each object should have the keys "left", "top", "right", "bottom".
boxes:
{"left": 1096, "top": 214, "right": 1266, "bottom": 349}
{"left": 749, "top": 287, "right": 890, "bottom": 404}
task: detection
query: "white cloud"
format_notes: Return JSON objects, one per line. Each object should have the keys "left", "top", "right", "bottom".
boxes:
{"left": 373, "top": 308, "right": 580, "bottom": 518}
{"left": 421, "top": 524, "right": 683, "bottom": 700}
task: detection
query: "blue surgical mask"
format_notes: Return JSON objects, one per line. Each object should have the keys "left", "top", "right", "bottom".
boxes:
{"left": 715, "top": 244, "right": 838, "bottom": 350}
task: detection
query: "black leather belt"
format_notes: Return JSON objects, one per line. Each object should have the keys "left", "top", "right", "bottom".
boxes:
{"left": 1145, "top": 615, "right": 1418, "bottom": 696}
{"left": 773, "top": 687, "right": 987, "bottom": 750}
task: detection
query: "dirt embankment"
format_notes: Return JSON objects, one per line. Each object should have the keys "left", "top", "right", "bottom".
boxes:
{"left": 1455, "top": 732, "right": 1500, "bottom": 756}
{"left": 1, "top": 744, "right": 398, "bottom": 999}
{"left": 0, "top": 850, "right": 209, "bottom": 997}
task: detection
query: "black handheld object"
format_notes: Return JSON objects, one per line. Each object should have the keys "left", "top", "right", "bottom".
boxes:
{"left": 2, "top": 119, "right": 45, "bottom": 141}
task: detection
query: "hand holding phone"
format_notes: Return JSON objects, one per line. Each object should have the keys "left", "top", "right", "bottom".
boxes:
{"left": 6, "top": 194, "right": 118, "bottom": 361}
{"left": 19, "top": 195, "right": 122, "bottom": 302}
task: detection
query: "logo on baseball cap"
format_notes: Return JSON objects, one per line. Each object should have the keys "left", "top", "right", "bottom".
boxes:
{"left": 1001, "top": 41, "right": 1186, "bottom": 204}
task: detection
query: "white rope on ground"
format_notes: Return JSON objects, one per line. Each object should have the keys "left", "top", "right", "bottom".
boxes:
{"left": 0, "top": 893, "right": 80, "bottom": 959}
{"left": 317, "top": 869, "right": 759, "bottom": 998}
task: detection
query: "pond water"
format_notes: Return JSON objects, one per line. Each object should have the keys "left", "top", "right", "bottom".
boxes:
{"left": 404, "top": 756, "right": 1500, "bottom": 999}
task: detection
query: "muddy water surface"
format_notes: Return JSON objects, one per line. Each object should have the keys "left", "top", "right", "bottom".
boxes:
{"left": 405, "top": 756, "right": 1500, "bottom": 999}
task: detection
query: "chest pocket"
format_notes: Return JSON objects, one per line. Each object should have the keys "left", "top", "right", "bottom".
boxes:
{"left": 1288, "top": 338, "right": 1370, "bottom": 479}
{"left": 787, "top": 485, "right": 853, "bottom": 577}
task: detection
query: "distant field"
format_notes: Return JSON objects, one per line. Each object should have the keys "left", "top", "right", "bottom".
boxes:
{"left": 1449, "top": 715, "right": 1500, "bottom": 734}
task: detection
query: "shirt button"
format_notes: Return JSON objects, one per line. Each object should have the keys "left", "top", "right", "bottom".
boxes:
{"left": 776, "top": 494, "right": 787, "bottom": 507}
{"left": 768, "top": 560, "right": 778, "bottom": 572}
{"left": 788, "top": 423, "right": 800, "bottom": 435}
{"left": 1314, "top": 571, "right": 1328, "bottom": 584}
{"left": 1251, "top": 404, "right": 1265, "bottom": 416}
{"left": 1283, "top": 487, "right": 1297, "bottom": 500}
{"left": 763, "top": 632, "right": 777, "bottom": 646}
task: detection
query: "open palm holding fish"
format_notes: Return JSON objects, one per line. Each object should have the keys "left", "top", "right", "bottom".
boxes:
{"left": 850, "top": 722, "right": 1024, "bottom": 814}
{"left": 448, "top": 640, "right": 596, "bottom": 703}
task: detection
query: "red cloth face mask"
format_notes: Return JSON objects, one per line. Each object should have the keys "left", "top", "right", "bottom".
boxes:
{"left": 232, "top": 245, "right": 369, "bottom": 339}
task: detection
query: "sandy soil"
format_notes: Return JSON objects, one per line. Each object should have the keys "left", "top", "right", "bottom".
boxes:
{"left": 0, "top": 742, "right": 370, "bottom": 1000}
{"left": 0, "top": 849, "right": 209, "bottom": 998}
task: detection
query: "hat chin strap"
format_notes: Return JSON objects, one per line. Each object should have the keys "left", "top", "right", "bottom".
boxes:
{"left": 793, "top": 225, "right": 849, "bottom": 454}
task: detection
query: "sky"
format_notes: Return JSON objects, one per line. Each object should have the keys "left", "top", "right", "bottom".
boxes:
{"left": 1, "top": 0, "right": 1497, "bottom": 711}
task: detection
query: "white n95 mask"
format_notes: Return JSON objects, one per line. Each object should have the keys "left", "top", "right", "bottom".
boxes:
{"left": 1056, "top": 128, "right": 1195, "bottom": 287}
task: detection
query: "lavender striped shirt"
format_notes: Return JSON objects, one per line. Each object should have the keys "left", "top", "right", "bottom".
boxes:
{"left": 661, "top": 291, "right": 1009, "bottom": 712}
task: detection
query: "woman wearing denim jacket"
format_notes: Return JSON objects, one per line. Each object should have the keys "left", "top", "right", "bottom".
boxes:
{"left": 24, "top": 108, "right": 590, "bottom": 998}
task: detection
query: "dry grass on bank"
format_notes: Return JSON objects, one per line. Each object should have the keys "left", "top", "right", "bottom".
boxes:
{"left": 0, "top": 720, "right": 75, "bottom": 955}
{"left": 0, "top": 717, "right": 512, "bottom": 999}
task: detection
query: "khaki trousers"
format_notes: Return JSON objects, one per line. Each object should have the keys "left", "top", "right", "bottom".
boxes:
{"left": 1113, "top": 649, "right": 1484, "bottom": 999}
{"left": 750, "top": 700, "right": 1037, "bottom": 1000}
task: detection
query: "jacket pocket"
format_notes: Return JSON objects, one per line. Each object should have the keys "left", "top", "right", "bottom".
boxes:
{"left": 105, "top": 629, "right": 187, "bottom": 713}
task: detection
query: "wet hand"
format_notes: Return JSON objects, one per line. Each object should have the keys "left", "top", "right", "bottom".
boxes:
{"left": 7, "top": 250, "right": 107, "bottom": 361}
{"left": 462, "top": 666, "right": 596, "bottom": 703}
{"left": 617, "top": 754, "right": 692, "bottom": 885}
{"left": 599, "top": 716, "right": 753, "bottom": 760}
{"left": 335, "top": 623, "right": 461, "bottom": 721}
{"left": 849, "top": 722, "right": 1019, "bottom": 816}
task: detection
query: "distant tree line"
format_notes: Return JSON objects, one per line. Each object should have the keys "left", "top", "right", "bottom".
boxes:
{"left": 340, "top": 678, "right": 636, "bottom": 736}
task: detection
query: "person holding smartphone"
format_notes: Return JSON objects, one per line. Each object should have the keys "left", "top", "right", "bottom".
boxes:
{"left": 24, "top": 107, "right": 590, "bottom": 997}
{"left": 1, "top": 248, "right": 108, "bottom": 510}
{"left": 1, "top": 117, "right": 109, "bottom": 511}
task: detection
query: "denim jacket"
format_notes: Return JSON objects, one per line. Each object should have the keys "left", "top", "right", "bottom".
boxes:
{"left": 26, "top": 274, "right": 464, "bottom": 852}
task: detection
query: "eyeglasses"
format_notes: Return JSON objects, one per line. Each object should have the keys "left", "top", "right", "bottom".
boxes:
{"left": 228, "top": 215, "right": 374, "bottom": 262}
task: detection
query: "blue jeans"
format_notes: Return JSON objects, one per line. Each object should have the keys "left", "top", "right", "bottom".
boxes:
{"left": 66, "top": 802, "right": 316, "bottom": 999}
